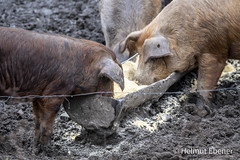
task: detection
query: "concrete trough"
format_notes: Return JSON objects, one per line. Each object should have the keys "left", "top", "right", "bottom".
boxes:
{"left": 63, "top": 72, "right": 185, "bottom": 136}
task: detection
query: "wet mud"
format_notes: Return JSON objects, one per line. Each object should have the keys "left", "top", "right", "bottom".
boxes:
{"left": 0, "top": 0, "right": 239, "bottom": 159}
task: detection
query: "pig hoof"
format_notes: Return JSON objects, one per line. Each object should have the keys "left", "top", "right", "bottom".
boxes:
{"left": 203, "top": 104, "right": 215, "bottom": 117}
{"left": 196, "top": 106, "right": 209, "bottom": 117}
{"left": 184, "top": 103, "right": 197, "bottom": 115}
{"left": 32, "top": 146, "right": 41, "bottom": 155}
{"left": 184, "top": 103, "right": 212, "bottom": 117}
{"left": 196, "top": 104, "right": 215, "bottom": 117}
{"left": 184, "top": 93, "right": 214, "bottom": 117}
{"left": 32, "top": 143, "right": 51, "bottom": 155}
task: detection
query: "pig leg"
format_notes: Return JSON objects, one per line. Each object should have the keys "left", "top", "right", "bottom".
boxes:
{"left": 196, "top": 53, "right": 226, "bottom": 117}
{"left": 32, "top": 97, "right": 63, "bottom": 154}
{"left": 32, "top": 99, "right": 41, "bottom": 154}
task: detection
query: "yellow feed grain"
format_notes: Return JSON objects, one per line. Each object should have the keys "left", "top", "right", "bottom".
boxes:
{"left": 114, "top": 56, "right": 146, "bottom": 99}
{"left": 221, "top": 62, "right": 236, "bottom": 77}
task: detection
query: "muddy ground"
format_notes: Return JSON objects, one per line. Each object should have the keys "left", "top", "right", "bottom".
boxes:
{"left": 0, "top": 0, "right": 239, "bottom": 159}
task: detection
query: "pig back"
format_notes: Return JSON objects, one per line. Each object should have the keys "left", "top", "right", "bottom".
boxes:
{"left": 100, "top": 0, "right": 162, "bottom": 49}
{"left": 0, "top": 27, "right": 98, "bottom": 96}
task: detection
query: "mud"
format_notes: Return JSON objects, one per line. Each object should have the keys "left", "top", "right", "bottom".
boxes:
{"left": 0, "top": 0, "right": 239, "bottom": 159}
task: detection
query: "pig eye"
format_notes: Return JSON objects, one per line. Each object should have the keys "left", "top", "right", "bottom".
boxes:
{"left": 157, "top": 44, "right": 160, "bottom": 48}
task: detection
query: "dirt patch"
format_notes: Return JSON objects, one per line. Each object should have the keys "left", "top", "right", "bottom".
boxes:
{"left": 0, "top": 0, "right": 239, "bottom": 159}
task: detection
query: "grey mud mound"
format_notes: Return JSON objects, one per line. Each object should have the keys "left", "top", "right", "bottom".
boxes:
{"left": 0, "top": 0, "right": 239, "bottom": 159}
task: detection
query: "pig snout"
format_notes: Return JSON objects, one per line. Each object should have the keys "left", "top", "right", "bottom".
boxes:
{"left": 134, "top": 53, "right": 175, "bottom": 85}
{"left": 134, "top": 67, "right": 155, "bottom": 85}
{"left": 113, "top": 42, "right": 130, "bottom": 63}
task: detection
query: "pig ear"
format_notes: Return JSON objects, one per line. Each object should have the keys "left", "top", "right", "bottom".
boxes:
{"left": 119, "top": 31, "right": 142, "bottom": 53}
{"left": 99, "top": 58, "right": 124, "bottom": 91}
{"left": 143, "top": 35, "right": 171, "bottom": 63}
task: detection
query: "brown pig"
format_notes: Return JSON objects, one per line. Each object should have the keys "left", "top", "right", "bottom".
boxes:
{"left": 0, "top": 27, "right": 124, "bottom": 153}
{"left": 119, "top": 0, "right": 240, "bottom": 116}
{"left": 99, "top": 0, "right": 162, "bottom": 63}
